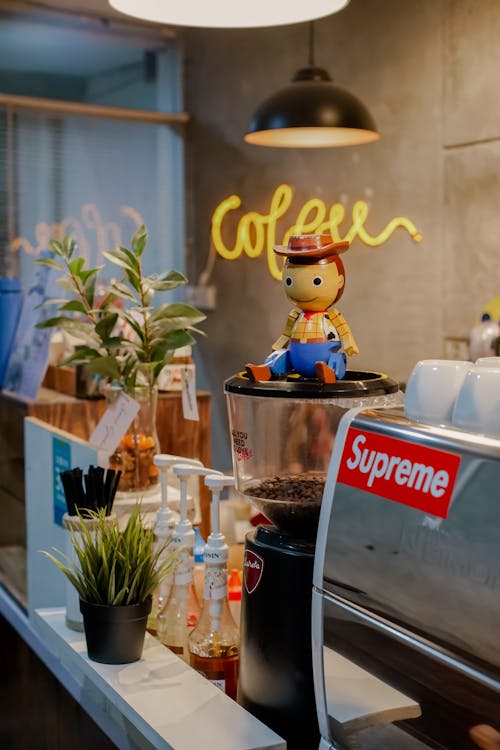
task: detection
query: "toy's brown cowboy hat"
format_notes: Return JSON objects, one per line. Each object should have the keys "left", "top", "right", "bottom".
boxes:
{"left": 274, "top": 233, "right": 349, "bottom": 262}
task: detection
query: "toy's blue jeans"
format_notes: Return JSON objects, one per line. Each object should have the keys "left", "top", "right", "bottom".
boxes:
{"left": 264, "top": 340, "right": 346, "bottom": 379}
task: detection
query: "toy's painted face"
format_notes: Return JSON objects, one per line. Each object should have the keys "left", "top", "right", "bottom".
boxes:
{"left": 282, "top": 261, "right": 344, "bottom": 311}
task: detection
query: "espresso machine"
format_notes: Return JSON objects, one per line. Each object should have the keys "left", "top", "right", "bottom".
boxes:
{"left": 313, "top": 406, "right": 500, "bottom": 750}
{"left": 225, "top": 370, "right": 401, "bottom": 750}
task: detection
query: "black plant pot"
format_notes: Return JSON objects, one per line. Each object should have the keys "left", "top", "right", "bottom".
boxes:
{"left": 80, "top": 597, "right": 152, "bottom": 664}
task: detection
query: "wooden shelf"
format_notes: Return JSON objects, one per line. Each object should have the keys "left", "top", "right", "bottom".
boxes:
{"left": 0, "top": 386, "right": 212, "bottom": 538}
{"left": 0, "top": 92, "right": 190, "bottom": 125}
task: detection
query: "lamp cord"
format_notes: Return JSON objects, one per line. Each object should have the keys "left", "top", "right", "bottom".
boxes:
{"left": 308, "top": 21, "right": 315, "bottom": 67}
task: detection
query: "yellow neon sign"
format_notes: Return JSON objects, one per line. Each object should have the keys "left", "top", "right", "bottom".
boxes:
{"left": 211, "top": 184, "right": 423, "bottom": 280}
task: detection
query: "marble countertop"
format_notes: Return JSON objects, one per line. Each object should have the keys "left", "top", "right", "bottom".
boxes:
{"left": 33, "top": 607, "right": 285, "bottom": 750}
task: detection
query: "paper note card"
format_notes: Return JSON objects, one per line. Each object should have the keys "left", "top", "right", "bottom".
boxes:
{"left": 181, "top": 365, "right": 199, "bottom": 421}
{"left": 89, "top": 391, "right": 140, "bottom": 453}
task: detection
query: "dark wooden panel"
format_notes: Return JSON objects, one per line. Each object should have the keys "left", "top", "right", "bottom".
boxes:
{"left": 0, "top": 612, "right": 116, "bottom": 750}
{"left": 0, "top": 488, "right": 25, "bottom": 546}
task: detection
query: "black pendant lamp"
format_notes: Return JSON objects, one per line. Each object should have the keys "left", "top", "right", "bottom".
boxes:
{"left": 244, "top": 23, "right": 379, "bottom": 148}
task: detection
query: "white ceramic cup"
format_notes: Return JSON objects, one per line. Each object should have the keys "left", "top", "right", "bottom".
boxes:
{"left": 452, "top": 365, "right": 500, "bottom": 437}
{"left": 475, "top": 356, "right": 500, "bottom": 368}
{"left": 404, "top": 359, "right": 472, "bottom": 425}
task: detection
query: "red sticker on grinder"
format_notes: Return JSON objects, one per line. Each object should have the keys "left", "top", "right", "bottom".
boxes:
{"left": 243, "top": 549, "right": 264, "bottom": 594}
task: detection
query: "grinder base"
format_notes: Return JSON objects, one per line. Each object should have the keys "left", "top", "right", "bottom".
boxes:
{"left": 238, "top": 525, "right": 319, "bottom": 750}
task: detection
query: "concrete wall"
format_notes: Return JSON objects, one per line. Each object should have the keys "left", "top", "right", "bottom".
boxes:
{"left": 183, "top": 0, "right": 500, "bottom": 469}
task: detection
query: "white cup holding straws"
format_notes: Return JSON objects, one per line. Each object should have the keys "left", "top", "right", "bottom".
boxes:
{"left": 59, "top": 465, "right": 121, "bottom": 630}
{"left": 63, "top": 512, "right": 116, "bottom": 631}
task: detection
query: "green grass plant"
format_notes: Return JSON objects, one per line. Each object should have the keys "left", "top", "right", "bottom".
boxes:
{"left": 43, "top": 505, "right": 177, "bottom": 606}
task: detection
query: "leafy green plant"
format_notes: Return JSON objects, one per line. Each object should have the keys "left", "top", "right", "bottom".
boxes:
{"left": 43, "top": 506, "right": 178, "bottom": 606}
{"left": 36, "top": 225, "right": 205, "bottom": 392}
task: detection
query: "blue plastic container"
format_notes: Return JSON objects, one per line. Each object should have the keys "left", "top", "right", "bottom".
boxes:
{"left": 0, "top": 277, "right": 22, "bottom": 387}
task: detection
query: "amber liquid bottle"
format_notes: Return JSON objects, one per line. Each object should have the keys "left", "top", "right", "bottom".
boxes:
{"left": 188, "top": 571, "right": 239, "bottom": 700}
{"left": 188, "top": 473, "right": 239, "bottom": 699}
{"left": 190, "top": 651, "right": 239, "bottom": 701}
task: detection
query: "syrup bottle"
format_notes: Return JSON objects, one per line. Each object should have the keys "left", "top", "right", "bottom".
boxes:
{"left": 149, "top": 454, "right": 203, "bottom": 634}
{"left": 188, "top": 474, "right": 239, "bottom": 700}
{"left": 158, "top": 463, "right": 221, "bottom": 661}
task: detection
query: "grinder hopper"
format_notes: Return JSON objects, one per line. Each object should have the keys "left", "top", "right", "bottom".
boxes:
{"left": 225, "top": 370, "right": 401, "bottom": 541}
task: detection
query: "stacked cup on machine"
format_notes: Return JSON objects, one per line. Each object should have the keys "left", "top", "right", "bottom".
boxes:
{"left": 405, "top": 358, "right": 500, "bottom": 439}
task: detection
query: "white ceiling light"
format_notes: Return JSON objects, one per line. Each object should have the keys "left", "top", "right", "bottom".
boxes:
{"left": 108, "top": 1, "right": 350, "bottom": 29}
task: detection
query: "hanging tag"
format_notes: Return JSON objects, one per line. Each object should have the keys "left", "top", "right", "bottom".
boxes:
{"left": 181, "top": 365, "right": 199, "bottom": 421}
{"left": 89, "top": 391, "right": 140, "bottom": 453}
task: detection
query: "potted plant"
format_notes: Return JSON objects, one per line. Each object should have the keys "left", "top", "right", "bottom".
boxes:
{"left": 36, "top": 226, "right": 205, "bottom": 492}
{"left": 43, "top": 505, "right": 178, "bottom": 664}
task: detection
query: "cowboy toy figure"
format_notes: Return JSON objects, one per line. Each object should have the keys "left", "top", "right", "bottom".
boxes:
{"left": 246, "top": 234, "right": 359, "bottom": 383}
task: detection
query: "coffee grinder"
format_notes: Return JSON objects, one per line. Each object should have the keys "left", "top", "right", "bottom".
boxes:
{"left": 225, "top": 232, "right": 402, "bottom": 747}
{"left": 225, "top": 371, "right": 401, "bottom": 750}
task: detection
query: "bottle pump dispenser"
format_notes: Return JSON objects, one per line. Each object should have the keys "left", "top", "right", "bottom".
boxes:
{"left": 158, "top": 463, "right": 221, "bottom": 661}
{"left": 151, "top": 454, "right": 203, "bottom": 632}
{"left": 153, "top": 454, "right": 203, "bottom": 548}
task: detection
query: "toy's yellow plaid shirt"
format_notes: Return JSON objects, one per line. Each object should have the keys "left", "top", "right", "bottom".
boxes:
{"left": 272, "top": 307, "right": 359, "bottom": 356}
{"left": 287, "top": 309, "right": 349, "bottom": 344}
{"left": 291, "top": 311, "right": 330, "bottom": 343}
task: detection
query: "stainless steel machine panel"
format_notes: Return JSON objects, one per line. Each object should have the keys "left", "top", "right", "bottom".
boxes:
{"left": 314, "top": 406, "right": 500, "bottom": 750}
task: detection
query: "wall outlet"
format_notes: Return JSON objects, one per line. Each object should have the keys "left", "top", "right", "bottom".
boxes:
{"left": 186, "top": 284, "right": 217, "bottom": 311}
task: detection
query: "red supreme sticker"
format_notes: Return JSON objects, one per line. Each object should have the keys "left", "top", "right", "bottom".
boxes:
{"left": 337, "top": 428, "right": 461, "bottom": 518}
